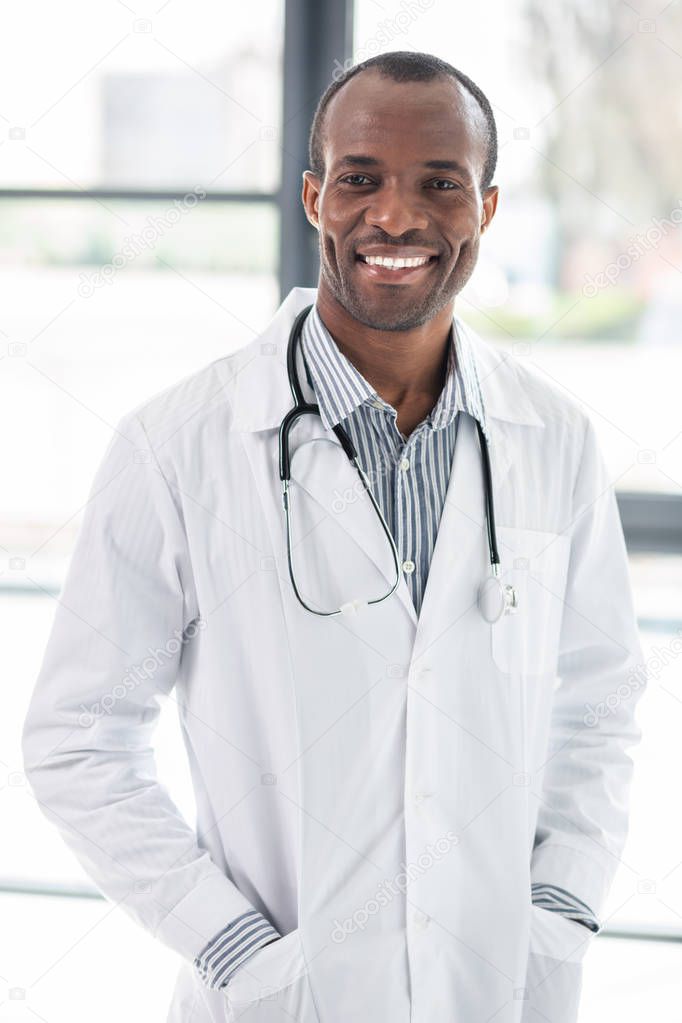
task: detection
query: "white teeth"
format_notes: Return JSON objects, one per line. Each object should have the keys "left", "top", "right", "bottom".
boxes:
{"left": 362, "top": 255, "right": 431, "bottom": 268}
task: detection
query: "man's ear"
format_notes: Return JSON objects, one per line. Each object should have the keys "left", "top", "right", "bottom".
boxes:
{"left": 480, "top": 185, "right": 499, "bottom": 233}
{"left": 301, "top": 170, "right": 321, "bottom": 230}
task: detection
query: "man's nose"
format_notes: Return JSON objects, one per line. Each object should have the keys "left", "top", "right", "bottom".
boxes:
{"left": 363, "top": 185, "right": 429, "bottom": 236}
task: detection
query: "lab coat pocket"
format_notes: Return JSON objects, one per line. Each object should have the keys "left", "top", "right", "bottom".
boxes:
{"left": 529, "top": 904, "right": 595, "bottom": 964}
{"left": 521, "top": 951, "right": 584, "bottom": 1023}
{"left": 491, "top": 526, "right": 572, "bottom": 677}
{"left": 223, "top": 928, "right": 318, "bottom": 1022}
{"left": 520, "top": 906, "right": 595, "bottom": 1023}
{"left": 166, "top": 961, "right": 201, "bottom": 1022}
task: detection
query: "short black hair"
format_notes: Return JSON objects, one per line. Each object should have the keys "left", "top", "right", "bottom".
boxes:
{"left": 308, "top": 51, "right": 498, "bottom": 193}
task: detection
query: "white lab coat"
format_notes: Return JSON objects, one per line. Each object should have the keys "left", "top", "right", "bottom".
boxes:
{"left": 22, "top": 286, "right": 646, "bottom": 1023}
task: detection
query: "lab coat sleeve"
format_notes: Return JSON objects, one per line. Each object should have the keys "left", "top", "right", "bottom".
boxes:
{"left": 529, "top": 414, "right": 647, "bottom": 925}
{"left": 21, "top": 411, "right": 269, "bottom": 965}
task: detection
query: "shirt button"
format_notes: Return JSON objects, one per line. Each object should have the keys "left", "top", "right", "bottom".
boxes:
{"left": 412, "top": 909, "right": 431, "bottom": 930}
{"left": 371, "top": 399, "right": 384, "bottom": 410}
{"left": 402, "top": 560, "right": 415, "bottom": 575}
{"left": 399, "top": 457, "right": 410, "bottom": 471}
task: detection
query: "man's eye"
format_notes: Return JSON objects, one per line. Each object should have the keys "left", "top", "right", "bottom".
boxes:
{"left": 340, "top": 174, "right": 372, "bottom": 185}
{"left": 429, "top": 179, "right": 459, "bottom": 190}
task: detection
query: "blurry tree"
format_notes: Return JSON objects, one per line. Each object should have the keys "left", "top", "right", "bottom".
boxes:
{"left": 520, "top": 0, "right": 682, "bottom": 288}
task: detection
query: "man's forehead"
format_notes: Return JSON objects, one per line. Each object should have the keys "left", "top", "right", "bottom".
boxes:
{"left": 327, "top": 70, "right": 477, "bottom": 129}
{"left": 324, "top": 71, "right": 486, "bottom": 174}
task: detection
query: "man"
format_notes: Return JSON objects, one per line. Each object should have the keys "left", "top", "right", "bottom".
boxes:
{"left": 22, "top": 52, "right": 645, "bottom": 1023}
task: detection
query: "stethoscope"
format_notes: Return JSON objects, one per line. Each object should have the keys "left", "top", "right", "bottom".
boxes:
{"left": 278, "top": 305, "right": 519, "bottom": 623}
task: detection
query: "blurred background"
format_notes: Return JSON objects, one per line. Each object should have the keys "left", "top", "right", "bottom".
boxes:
{"left": 1, "top": 0, "right": 681, "bottom": 1019}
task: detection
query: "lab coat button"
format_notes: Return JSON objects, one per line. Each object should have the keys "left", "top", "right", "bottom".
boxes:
{"left": 412, "top": 909, "right": 430, "bottom": 930}
{"left": 413, "top": 791, "right": 432, "bottom": 810}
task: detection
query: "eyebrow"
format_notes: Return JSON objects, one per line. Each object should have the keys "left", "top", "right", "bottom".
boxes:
{"left": 334, "top": 154, "right": 472, "bottom": 180}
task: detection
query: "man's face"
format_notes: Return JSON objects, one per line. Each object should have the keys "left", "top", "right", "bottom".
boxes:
{"left": 302, "top": 70, "right": 499, "bottom": 331}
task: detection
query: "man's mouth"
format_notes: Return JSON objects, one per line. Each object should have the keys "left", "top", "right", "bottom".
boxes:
{"left": 354, "top": 249, "right": 439, "bottom": 284}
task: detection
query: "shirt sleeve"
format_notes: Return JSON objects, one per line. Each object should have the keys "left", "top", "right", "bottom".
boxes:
{"left": 194, "top": 909, "right": 281, "bottom": 989}
{"left": 21, "top": 411, "right": 273, "bottom": 965}
{"left": 531, "top": 883, "right": 601, "bottom": 933}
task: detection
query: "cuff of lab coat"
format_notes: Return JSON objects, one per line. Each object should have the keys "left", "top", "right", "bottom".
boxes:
{"left": 530, "top": 842, "right": 610, "bottom": 925}
{"left": 154, "top": 872, "right": 269, "bottom": 963}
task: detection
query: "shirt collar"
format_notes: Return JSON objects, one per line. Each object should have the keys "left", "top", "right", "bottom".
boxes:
{"left": 299, "top": 303, "right": 489, "bottom": 439}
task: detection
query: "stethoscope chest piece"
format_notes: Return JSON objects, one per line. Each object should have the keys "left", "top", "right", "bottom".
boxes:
{"left": 477, "top": 574, "right": 519, "bottom": 624}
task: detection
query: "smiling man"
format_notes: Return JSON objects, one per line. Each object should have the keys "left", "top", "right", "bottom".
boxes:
{"left": 23, "top": 52, "right": 645, "bottom": 1023}
{"left": 302, "top": 57, "right": 498, "bottom": 438}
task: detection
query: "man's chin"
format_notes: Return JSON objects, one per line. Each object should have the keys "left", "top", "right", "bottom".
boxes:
{"left": 344, "top": 285, "right": 441, "bottom": 331}
{"left": 344, "top": 301, "right": 434, "bottom": 332}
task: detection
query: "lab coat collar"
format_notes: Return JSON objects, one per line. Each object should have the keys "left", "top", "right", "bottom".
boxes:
{"left": 298, "top": 301, "right": 489, "bottom": 440}
{"left": 231, "top": 287, "right": 546, "bottom": 434}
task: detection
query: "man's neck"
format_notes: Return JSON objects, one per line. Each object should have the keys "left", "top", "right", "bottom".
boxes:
{"left": 315, "top": 284, "right": 455, "bottom": 438}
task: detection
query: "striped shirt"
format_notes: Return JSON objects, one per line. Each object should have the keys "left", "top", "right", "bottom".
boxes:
{"left": 299, "top": 303, "right": 487, "bottom": 616}
{"left": 193, "top": 303, "right": 600, "bottom": 991}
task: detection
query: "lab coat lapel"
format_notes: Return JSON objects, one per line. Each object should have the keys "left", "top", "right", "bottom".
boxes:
{"left": 284, "top": 304, "right": 418, "bottom": 627}
{"left": 411, "top": 412, "right": 514, "bottom": 659}
{"left": 230, "top": 288, "right": 418, "bottom": 628}
{"left": 285, "top": 396, "right": 419, "bottom": 629}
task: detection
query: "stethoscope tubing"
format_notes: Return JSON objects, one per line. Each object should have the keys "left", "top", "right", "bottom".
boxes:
{"left": 278, "top": 304, "right": 514, "bottom": 621}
